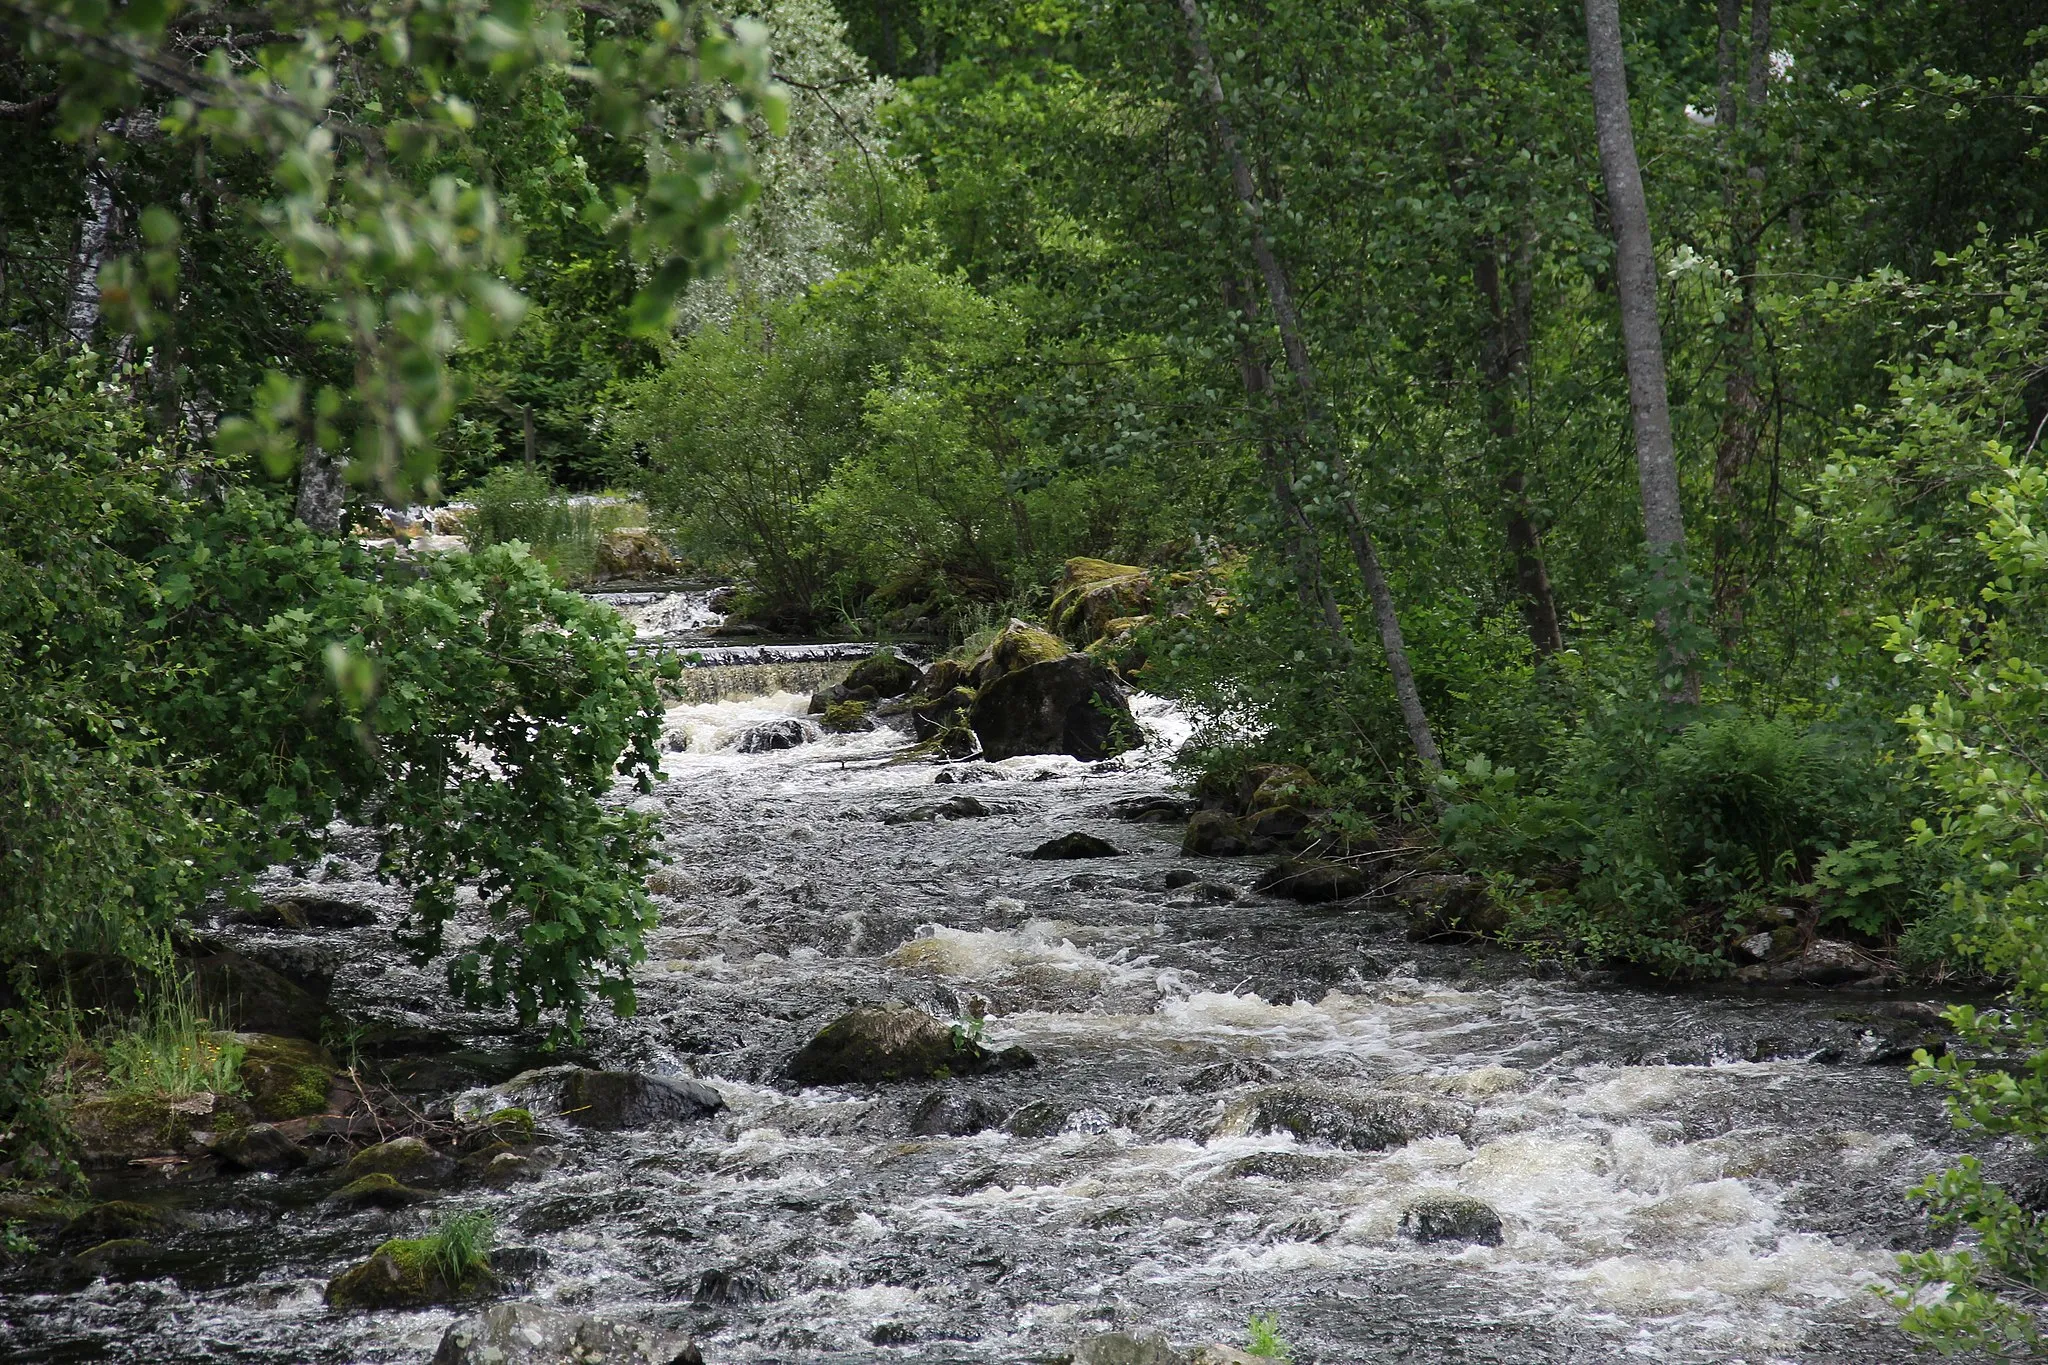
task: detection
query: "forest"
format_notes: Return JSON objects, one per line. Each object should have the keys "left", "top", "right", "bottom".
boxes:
{"left": 4, "top": 0, "right": 2048, "bottom": 1360}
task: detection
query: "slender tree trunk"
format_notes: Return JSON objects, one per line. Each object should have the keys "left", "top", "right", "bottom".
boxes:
{"left": 1177, "top": 0, "right": 1443, "bottom": 782}
{"left": 1583, "top": 0, "right": 1695, "bottom": 697}
{"left": 296, "top": 446, "right": 346, "bottom": 535}
{"left": 1475, "top": 240, "right": 1564, "bottom": 656}
{"left": 63, "top": 124, "right": 123, "bottom": 350}
{"left": 1711, "top": 0, "right": 1773, "bottom": 639}
{"left": 1223, "top": 280, "right": 1351, "bottom": 648}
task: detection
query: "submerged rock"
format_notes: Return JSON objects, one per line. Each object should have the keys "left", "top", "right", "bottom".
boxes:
{"left": 1251, "top": 858, "right": 1366, "bottom": 903}
{"left": 1400, "top": 1191, "right": 1505, "bottom": 1246}
{"left": 693, "top": 1267, "right": 775, "bottom": 1305}
{"left": 883, "top": 795, "right": 991, "bottom": 824}
{"left": 207, "top": 1121, "right": 308, "bottom": 1172}
{"left": 1107, "top": 795, "right": 1195, "bottom": 823}
{"left": 1182, "top": 810, "right": 1250, "bottom": 857}
{"left": 558, "top": 1069, "right": 725, "bottom": 1130}
{"left": 1218, "top": 1083, "right": 1470, "bottom": 1151}
{"left": 734, "top": 718, "right": 814, "bottom": 753}
{"left": 1029, "top": 831, "right": 1121, "bottom": 860}
{"left": 970, "top": 654, "right": 1137, "bottom": 762}
{"left": 227, "top": 896, "right": 377, "bottom": 930}
{"left": 786, "top": 1003, "right": 1033, "bottom": 1085}
{"left": 433, "top": 1302, "right": 702, "bottom": 1365}
{"left": 325, "top": 1235, "right": 495, "bottom": 1310}
{"left": 908, "top": 1090, "right": 1007, "bottom": 1137}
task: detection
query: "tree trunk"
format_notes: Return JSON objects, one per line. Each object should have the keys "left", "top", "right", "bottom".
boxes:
{"left": 1224, "top": 280, "right": 1351, "bottom": 648}
{"left": 296, "top": 446, "right": 347, "bottom": 536}
{"left": 1711, "top": 0, "right": 1773, "bottom": 639}
{"left": 1178, "top": 0, "right": 1443, "bottom": 783}
{"left": 1475, "top": 240, "right": 1564, "bottom": 656}
{"left": 63, "top": 127, "right": 122, "bottom": 350}
{"left": 1583, "top": 0, "right": 1695, "bottom": 696}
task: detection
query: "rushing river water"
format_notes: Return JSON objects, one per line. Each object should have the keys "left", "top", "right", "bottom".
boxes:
{"left": 0, "top": 635, "right": 1988, "bottom": 1364}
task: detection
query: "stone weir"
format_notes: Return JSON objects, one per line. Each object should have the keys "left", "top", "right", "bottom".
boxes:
{"left": 633, "top": 641, "right": 900, "bottom": 704}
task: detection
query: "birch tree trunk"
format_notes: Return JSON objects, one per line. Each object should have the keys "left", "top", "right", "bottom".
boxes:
{"left": 62, "top": 123, "right": 124, "bottom": 350}
{"left": 1583, "top": 0, "right": 1695, "bottom": 696}
{"left": 296, "top": 446, "right": 347, "bottom": 536}
{"left": 1177, "top": 0, "right": 1443, "bottom": 783}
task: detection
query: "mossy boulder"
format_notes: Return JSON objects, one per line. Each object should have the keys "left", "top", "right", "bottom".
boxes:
{"left": 227, "top": 1033, "right": 337, "bottom": 1120}
{"left": 1216, "top": 1083, "right": 1471, "bottom": 1151}
{"left": 594, "top": 527, "right": 679, "bottom": 580}
{"left": 227, "top": 896, "right": 377, "bottom": 930}
{"left": 66, "top": 1094, "right": 222, "bottom": 1168}
{"left": 66, "top": 1199, "right": 176, "bottom": 1241}
{"left": 1182, "top": 810, "right": 1250, "bottom": 858}
{"left": 1047, "top": 558, "right": 1153, "bottom": 646}
{"left": 322, "top": 1172, "right": 431, "bottom": 1212}
{"left": 1400, "top": 1191, "right": 1505, "bottom": 1246}
{"left": 71, "top": 1237, "right": 156, "bottom": 1276}
{"left": 325, "top": 1235, "right": 495, "bottom": 1309}
{"left": 967, "top": 619, "right": 1068, "bottom": 688}
{"left": 461, "top": 1107, "right": 538, "bottom": 1151}
{"left": 340, "top": 1136, "right": 457, "bottom": 1188}
{"left": 786, "top": 1003, "right": 1034, "bottom": 1085}
{"left": 843, "top": 649, "right": 922, "bottom": 699}
{"left": 1238, "top": 763, "right": 1315, "bottom": 814}
{"left": 1251, "top": 858, "right": 1367, "bottom": 904}
{"left": 208, "top": 1121, "right": 309, "bottom": 1172}
{"left": 820, "top": 699, "right": 871, "bottom": 733}
{"left": 969, "top": 655, "right": 1137, "bottom": 762}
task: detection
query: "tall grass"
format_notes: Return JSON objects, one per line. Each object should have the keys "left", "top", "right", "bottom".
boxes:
{"left": 464, "top": 467, "right": 646, "bottom": 586}
{"left": 101, "top": 979, "right": 244, "bottom": 1100}
{"left": 423, "top": 1210, "right": 495, "bottom": 1282}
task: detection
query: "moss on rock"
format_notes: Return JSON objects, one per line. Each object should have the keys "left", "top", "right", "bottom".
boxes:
{"left": 340, "top": 1135, "right": 457, "bottom": 1187}
{"left": 1047, "top": 559, "right": 1152, "bottom": 646}
{"left": 967, "top": 620, "right": 1068, "bottom": 688}
{"left": 226, "top": 1033, "right": 337, "bottom": 1120}
{"left": 323, "top": 1172, "right": 431, "bottom": 1212}
{"left": 324, "top": 1235, "right": 495, "bottom": 1309}
{"left": 820, "top": 699, "right": 871, "bottom": 733}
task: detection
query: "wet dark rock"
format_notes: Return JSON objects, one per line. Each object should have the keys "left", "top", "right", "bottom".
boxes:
{"left": 1406, "top": 880, "right": 1508, "bottom": 942}
{"left": 1401, "top": 1191, "right": 1505, "bottom": 1246}
{"left": 1221, "top": 1083, "right": 1471, "bottom": 1151}
{"left": 1070, "top": 1331, "right": 1186, "bottom": 1365}
{"left": 883, "top": 795, "right": 991, "bottom": 824}
{"left": 69, "top": 1237, "right": 156, "bottom": 1277}
{"left": 340, "top": 1136, "right": 458, "bottom": 1188}
{"left": 734, "top": 718, "right": 813, "bottom": 753}
{"left": 1241, "top": 804, "right": 1315, "bottom": 848}
{"left": 807, "top": 682, "right": 880, "bottom": 714}
{"left": 68, "top": 1092, "right": 246, "bottom": 1169}
{"left": 694, "top": 1267, "right": 774, "bottom": 1305}
{"left": 1162, "top": 869, "right": 1199, "bottom": 889}
{"left": 228, "top": 895, "right": 378, "bottom": 930}
{"left": 1181, "top": 1058, "right": 1283, "bottom": 1094}
{"left": 230, "top": 1032, "right": 338, "bottom": 1120}
{"left": 870, "top": 1321, "right": 917, "bottom": 1346}
{"left": 1251, "top": 858, "right": 1366, "bottom": 903}
{"left": 1735, "top": 938, "right": 1885, "bottom": 987}
{"left": 1106, "top": 796, "right": 1196, "bottom": 823}
{"left": 1220, "top": 1151, "right": 1353, "bottom": 1181}
{"left": 233, "top": 940, "right": 343, "bottom": 997}
{"left": 321, "top": 1172, "right": 431, "bottom": 1212}
{"left": 910, "top": 685, "right": 977, "bottom": 744}
{"left": 190, "top": 949, "right": 328, "bottom": 1037}
{"left": 465, "top": 1148, "right": 549, "bottom": 1186}
{"left": 65, "top": 1200, "right": 179, "bottom": 1241}
{"left": 786, "top": 1003, "right": 1033, "bottom": 1085}
{"left": 969, "top": 654, "right": 1138, "bottom": 762}
{"left": 909, "top": 1090, "right": 1007, "bottom": 1136}
{"left": 1004, "top": 1098, "right": 1079, "bottom": 1138}
{"left": 1029, "top": 831, "right": 1121, "bottom": 860}
{"left": 558, "top": 1069, "right": 725, "bottom": 1130}
{"left": 434, "top": 1302, "right": 703, "bottom": 1365}
{"left": 206, "top": 1121, "right": 308, "bottom": 1172}
{"left": 459, "top": 1106, "right": 540, "bottom": 1152}
{"left": 707, "top": 585, "right": 741, "bottom": 613}
{"left": 1182, "top": 810, "right": 1250, "bottom": 857}
{"left": 844, "top": 650, "right": 923, "bottom": 699}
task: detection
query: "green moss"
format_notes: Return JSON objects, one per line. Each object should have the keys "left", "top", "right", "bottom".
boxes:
{"left": 971, "top": 621, "right": 1067, "bottom": 684}
{"left": 482, "top": 1106, "right": 536, "bottom": 1143}
{"left": 66, "top": 1200, "right": 169, "bottom": 1240}
{"left": 323, "top": 1233, "right": 494, "bottom": 1309}
{"left": 821, "top": 699, "right": 870, "bottom": 733}
{"left": 324, "top": 1173, "right": 430, "bottom": 1211}
{"left": 227, "top": 1033, "right": 336, "bottom": 1120}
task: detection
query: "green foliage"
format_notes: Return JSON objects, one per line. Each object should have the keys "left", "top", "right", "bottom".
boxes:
{"left": 1244, "top": 1311, "right": 1294, "bottom": 1361}
{"left": 422, "top": 1210, "right": 497, "bottom": 1285}
{"left": 461, "top": 467, "right": 645, "bottom": 585}
{"left": 101, "top": 983, "right": 245, "bottom": 1103}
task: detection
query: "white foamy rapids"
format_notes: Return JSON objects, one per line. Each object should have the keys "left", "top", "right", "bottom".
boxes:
{"left": 597, "top": 589, "right": 725, "bottom": 637}
{"left": 659, "top": 690, "right": 904, "bottom": 761}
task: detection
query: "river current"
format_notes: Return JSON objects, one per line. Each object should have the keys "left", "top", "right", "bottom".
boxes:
{"left": 0, "top": 627, "right": 1982, "bottom": 1363}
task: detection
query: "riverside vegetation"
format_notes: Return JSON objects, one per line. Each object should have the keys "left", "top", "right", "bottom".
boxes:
{"left": 4, "top": 0, "right": 2048, "bottom": 1357}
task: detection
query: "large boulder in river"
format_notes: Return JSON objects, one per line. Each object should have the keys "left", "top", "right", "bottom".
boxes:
{"left": 1029, "top": 832, "right": 1121, "bottom": 860}
{"left": 1048, "top": 558, "right": 1153, "bottom": 646}
{"left": 1182, "top": 810, "right": 1250, "bottom": 857}
{"left": 1399, "top": 1191, "right": 1505, "bottom": 1246}
{"left": 434, "top": 1302, "right": 703, "bottom": 1365}
{"left": 842, "top": 649, "right": 922, "bottom": 699}
{"left": 558, "top": 1069, "right": 725, "bottom": 1130}
{"left": 1251, "top": 858, "right": 1367, "bottom": 904}
{"left": 734, "top": 718, "right": 814, "bottom": 753}
{"left": 229, "top": 1032, "right": 338, "bottom": 1120}
{"left": 967, "top": 619, "right": 1068, "bottom": 687}
{"left": 969, "top": 655, "right": 1138, "bottom": 762}
{"left": 1216, "top": 1082, "right": 1470, "bottom": 1151}
{"left": 786, "top": 1003, "right": 1034, "bottom": 1085}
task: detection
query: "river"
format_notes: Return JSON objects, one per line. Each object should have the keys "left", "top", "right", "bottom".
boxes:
{"left": 0, "top": 607, "right": 1980, "bottom": 1363}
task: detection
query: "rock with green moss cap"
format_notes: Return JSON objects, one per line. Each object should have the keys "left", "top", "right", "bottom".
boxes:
{"left": 67, "top": 1094, "right": 240, "bottom": 1168}
{"left": 966, "top": 619, "right": 1068, "bottom": 688}
{"left": 460, "top": 1107, "right": 538, "bottom": 1152}
{"left": 842, "top": 649, "right": 922, "bottom": 699}
{"left": 786, "top": 1003, "right": 1034, "bottom": 1085}
{"left": 340, "top": 1136, "right": 457, "bottom": 1187}
{"left": 1047, "top": 558, "right": 1153, "bottom": 646}
{"left": 324, "top": 1235, "right": 496, "bottom": 1309}
{"left": 227, "top": 1033, "right": 337, "bottom": 1120}
{"left": 820, "top": 699, "right": 871, "bottom": 733}
{"left": 66, "top": 1200, "right": 179, "bottom": 1241}
{"left": 322, "top": 1172, "right": 432, "bottom": 1212}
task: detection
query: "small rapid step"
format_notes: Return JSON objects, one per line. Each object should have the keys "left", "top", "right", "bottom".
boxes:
{"left": 0, "top": 688, "right": 1972, "bottom": 1364}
